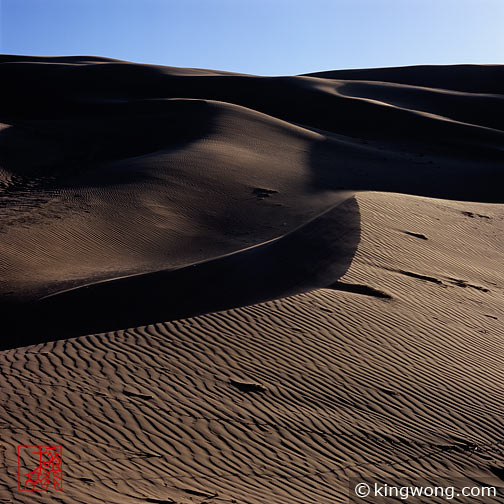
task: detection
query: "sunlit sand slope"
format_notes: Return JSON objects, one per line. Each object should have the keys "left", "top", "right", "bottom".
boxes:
{"left": 1, "top": 192, "right": 503, "bottom": 503}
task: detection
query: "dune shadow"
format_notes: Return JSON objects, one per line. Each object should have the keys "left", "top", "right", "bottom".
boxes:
{"left": 1, "top": 194, "right": 360, "bottom": 348}
{"left": 0, "top": 98, "right": 217, "bottom": 193}
{"left": 306, "top": 120, "right": 504, "bottom": 203}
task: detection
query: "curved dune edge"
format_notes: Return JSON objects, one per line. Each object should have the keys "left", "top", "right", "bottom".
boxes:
{"left": 2, "top": 192, "right": 359, "bottom": 346}
{"left": 1, "top": 191, "right": 504, "bottom": 503}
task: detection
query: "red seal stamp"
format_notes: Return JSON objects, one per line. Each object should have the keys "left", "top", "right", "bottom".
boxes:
{"left": 17, "top": 445, "right": 63, "bottom": 491}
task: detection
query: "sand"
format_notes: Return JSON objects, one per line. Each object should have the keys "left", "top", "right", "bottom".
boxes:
{"left": 1, "top": 56, "right": 503, "bottom": 503}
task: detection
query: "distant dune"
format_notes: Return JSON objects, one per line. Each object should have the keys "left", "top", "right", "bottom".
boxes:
{"left": 1, "top": 57, "right": 503, "bottom": 503}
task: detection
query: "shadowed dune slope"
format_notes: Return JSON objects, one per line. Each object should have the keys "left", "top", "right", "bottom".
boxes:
{"left": 1, "top": 56, "right": 503, "bottom": 341}
{"left": 2, "top": 194, "right": 360, "bottom": 345}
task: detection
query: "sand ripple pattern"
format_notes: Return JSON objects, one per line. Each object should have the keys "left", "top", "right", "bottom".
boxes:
{"left": 1, "top": 192, "right": 504, "bottom": 503}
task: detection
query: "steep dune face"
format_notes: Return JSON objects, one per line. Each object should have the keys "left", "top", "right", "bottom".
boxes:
{"left": 1, "top": 57, "right": 504, "bottom": 503}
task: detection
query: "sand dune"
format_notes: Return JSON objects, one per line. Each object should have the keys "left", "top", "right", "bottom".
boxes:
{"left": 1, "top": 57, "right": 503, "bottom": 503}
{"left": 304, "top": 64, "right": 504, "bottom": 94}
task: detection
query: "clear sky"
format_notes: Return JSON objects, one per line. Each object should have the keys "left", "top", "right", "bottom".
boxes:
{"left": 1, "top": 0, "right": 503, "bottom": 75}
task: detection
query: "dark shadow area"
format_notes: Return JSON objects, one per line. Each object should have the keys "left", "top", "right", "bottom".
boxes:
{"left": 0, "top": 99, "right": 216, "bottom": 185}
{"left": 306, "top": 128, "right": 504, "bottom": 203}
{"left": 1, "top": 195, "right": 360, "bottom": 348}
{"left": 336, "top": 81, "right": 504, "bottom": 131}
{"left": 329, "top": 281, "right": 392, "bottom": 300}
{"left": 397, "top": 270, "right": 443, "bottom": 285}
{"left": 404, "top": 231, "right": 428, "bottom": 240}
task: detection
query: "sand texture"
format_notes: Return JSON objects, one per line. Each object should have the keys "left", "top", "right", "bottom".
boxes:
{"left": 1, "top": 56, "right": 504, "bottom": 503}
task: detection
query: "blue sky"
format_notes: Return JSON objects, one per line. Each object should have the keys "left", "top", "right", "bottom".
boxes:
{"left": 1, "top": 0, "right": 503, "bottom": 75}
